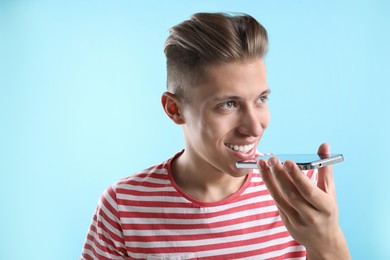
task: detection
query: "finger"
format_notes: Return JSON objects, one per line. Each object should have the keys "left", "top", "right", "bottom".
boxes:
{"left": 265, "top": 157, "right": 311, "bottom": 215}
{"left": 283, "top": 160, "right": 330, "bottom": 211}
{"left": 258, "top": 158, "right": 296, "bottom": 215}
{"left": 317, "top": 143, "right": 330, "bottom": 155}
{"left": 258, "top": 159, "right": 283, "bottom": 199}
{"left": 317, "top": 143, "right": 336, "bottom": 196}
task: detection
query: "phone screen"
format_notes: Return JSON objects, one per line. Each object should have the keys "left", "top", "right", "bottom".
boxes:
{"left": 236, "top": 154, "right": 344, "bottom": 170}
{"left": 258, "top": 154, "right": 338, "bottom": 163}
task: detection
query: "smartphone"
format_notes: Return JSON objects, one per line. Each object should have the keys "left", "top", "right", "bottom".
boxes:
{"left": 236, "top": 154, "right": 344, "bottom": 170}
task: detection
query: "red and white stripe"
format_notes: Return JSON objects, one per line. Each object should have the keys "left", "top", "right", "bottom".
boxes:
{"left": 81, "top": 152, "right": 317, "bottom": 260}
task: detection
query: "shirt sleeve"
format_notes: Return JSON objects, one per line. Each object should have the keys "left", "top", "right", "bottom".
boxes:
{"left": 81, "top": 185, "right": 128, "bottom": 260}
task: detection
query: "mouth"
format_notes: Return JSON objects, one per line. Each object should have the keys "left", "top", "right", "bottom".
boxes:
{"left": 225, "top": 143, "right": 256, "bottom": 154}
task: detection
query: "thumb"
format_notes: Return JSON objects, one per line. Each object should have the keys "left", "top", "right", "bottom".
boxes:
{"left": 317, "top": 143, "right": 336, "bottom": 196}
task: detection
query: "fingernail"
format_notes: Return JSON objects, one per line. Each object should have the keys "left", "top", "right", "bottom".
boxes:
{"left": 283, "top": 161, "right": 293, "bottom": 173}
{"left": 258, "top": 159, "right": 267, "bottom": 170}
{"left": 268, "top": 157, "right": 277, "bottom": 168}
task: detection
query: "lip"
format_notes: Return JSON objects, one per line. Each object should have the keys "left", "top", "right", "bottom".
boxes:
{"left": 225, "top": 140, "right": 258, "bottom": 146}
{"left": 225, "top": 142, "right": 257, "bottom": 161}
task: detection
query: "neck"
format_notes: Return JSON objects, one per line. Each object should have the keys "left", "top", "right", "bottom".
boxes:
{"left": 171, "top": 150, "right": 248, "bottom": 203}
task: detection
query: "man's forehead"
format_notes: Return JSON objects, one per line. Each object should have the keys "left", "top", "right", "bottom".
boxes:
{"left": 188, "top": 59, "right": 268, "bottom": 101}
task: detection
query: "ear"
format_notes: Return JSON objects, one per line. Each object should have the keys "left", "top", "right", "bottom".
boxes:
{"left": 161, "top": 92, "right": 185, "bottom": 125}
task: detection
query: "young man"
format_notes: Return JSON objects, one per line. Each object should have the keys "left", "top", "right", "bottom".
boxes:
{"left": 81, "top": 13, "right": 350, "bottom": 259}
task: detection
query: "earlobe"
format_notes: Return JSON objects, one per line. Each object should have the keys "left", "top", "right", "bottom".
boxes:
{"left": 161, "top": 92, "right": 185, "bottom": 125}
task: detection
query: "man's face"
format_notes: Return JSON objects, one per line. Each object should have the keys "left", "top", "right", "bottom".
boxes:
{"left": 180, "top": 59, "right": 270, "bottom": 177}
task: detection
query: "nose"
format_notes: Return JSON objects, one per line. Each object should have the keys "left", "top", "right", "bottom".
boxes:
{"left": 236, "top": 107, "right": 263, "bottom": 137}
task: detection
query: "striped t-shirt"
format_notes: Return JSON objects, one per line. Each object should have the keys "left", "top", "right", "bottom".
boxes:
{"left": 81, "top": 151, "right": 317, "bottom": 260}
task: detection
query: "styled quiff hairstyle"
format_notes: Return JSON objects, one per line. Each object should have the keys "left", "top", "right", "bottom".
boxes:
{"left": 164, "top": 12, "right": 268, "bottom": 101}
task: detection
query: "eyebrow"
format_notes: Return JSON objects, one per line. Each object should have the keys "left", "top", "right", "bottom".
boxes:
{"left": 213, "top": 89, "right": 271, "bottom": 102}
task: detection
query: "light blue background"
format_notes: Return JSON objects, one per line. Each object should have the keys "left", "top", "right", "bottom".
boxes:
{"left": 1, "top": 0, "right": 389, "bottom": 259}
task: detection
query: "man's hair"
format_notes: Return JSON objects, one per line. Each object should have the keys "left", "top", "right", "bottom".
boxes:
{"left": 164, "top": 12, "right": 268, "bottom": 101}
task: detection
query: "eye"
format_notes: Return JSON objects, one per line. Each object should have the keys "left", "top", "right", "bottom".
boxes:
{"left": 218, "top": 101, "right": 237, "bottom": 110}
{"left": 257, "top": 96, "right": 269, "bottom": 104}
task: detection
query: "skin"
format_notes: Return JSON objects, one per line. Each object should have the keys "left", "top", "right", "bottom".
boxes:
{"left": 162, "top": 59, "right": 270, "bottom": 202}
{"left": 162, "top": 58, "right": 350, "bottom": 258}
{"left": 259, "top": 144, "right": 351, "bottom": 259}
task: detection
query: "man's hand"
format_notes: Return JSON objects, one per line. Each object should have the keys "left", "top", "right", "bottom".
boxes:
{"left": 258, "top": 143, "right": 350, "bottom": 259}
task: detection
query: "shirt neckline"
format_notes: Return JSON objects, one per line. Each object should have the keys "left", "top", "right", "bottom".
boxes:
{"left": 166, "top": 150, "right": 253, "bottom": 208}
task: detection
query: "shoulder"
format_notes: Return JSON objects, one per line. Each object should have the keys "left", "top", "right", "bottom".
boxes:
{"left": 101, "top": 156, "right": 177, "bottom": 202}
{"left": 112, "top": 160, "right": 170, "bottom": 191}
{"left": 117, "top": 163, "right": 169, "bottom": 185}
{"left": 96, "top": 160, "right": 171, "bottom": 211}
{"left": 113, "top": 150, "right": 183, "bottom": 190}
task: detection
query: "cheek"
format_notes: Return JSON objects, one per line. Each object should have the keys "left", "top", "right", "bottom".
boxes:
{"left": 261, "top": 109, "right": 270, "bottom": 128}
{"left": 206, "top": 115, "right": 239, "bottom": 138}
{"left": 187, "top": 115, "right": 219, "bottom": 142}
{"left": 195, "top": 114, "right": 228, "bottom": 139}
{"left": 187, "top": 108, "right": 240, "bottom": 142}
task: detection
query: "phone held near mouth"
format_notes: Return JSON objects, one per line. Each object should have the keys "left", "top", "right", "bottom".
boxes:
{"left": 236, "top": 154, "right": 344, "bottom": 170}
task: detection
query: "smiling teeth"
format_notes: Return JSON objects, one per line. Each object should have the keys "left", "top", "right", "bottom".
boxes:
{"left": 226, "top": 143, "right": 255, "bottom": 153}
